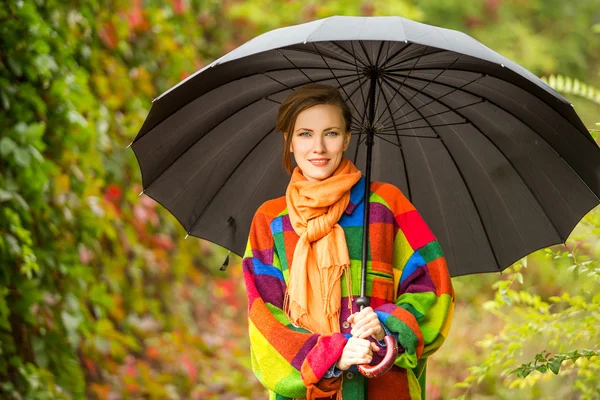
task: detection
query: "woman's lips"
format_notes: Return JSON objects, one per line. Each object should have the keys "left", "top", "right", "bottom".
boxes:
{"left": 309, "top": 159, "right": 329, "bottom": 166}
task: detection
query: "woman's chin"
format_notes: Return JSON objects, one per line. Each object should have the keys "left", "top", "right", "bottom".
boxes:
{"left": 302, "top": 168, "right": 334, "bottom": 182}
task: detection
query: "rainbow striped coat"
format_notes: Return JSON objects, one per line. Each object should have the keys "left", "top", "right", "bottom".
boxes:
{"left": 242, "top": 176, "right": 455, "bottom": 400}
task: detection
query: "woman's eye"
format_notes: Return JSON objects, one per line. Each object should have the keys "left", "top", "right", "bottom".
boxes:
{"left": 299, "top": 131, "right": 311, "bottom": 137}
{"left": 326, "top": 131, "right": 339, "bottom": 136}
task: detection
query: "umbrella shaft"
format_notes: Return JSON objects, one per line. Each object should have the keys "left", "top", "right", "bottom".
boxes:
{"left": 358, "top": 74, "right": 378, "bottom": 311}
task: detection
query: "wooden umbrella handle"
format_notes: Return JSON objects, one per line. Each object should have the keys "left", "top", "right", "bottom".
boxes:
{"left": 357, "top": 335, "right": 398, "bottom": 378}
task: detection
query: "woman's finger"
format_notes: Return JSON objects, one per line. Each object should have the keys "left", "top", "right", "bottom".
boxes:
{"left": 351, "top": 316, "right": 373, "bottom": 332}
{"left": 358, "top": 327, "right": 375, "bottom": 339}
{"left": 347, "top": 337, "right": 372, "bottom": 351}
{"left": 350, "top": 308, "right": 377, "bottom": 327}
{"left": 352, "top": 318, "right": 379, "bottom": 336}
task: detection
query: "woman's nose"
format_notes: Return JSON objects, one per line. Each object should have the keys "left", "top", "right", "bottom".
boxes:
{"left": 312, "top": 135, "right": 325, "bottom": 153}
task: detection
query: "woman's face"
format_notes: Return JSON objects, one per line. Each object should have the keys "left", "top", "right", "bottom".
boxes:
{"left": 290, "top": 104, "right": 350, "bottom": 182}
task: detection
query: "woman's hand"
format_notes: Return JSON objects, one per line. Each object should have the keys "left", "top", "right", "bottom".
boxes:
{"left": 335, "top": 337, "right": 380, "bottom": 371}
{"left": 348, "top": 307, "right": 385, "bottom": 341}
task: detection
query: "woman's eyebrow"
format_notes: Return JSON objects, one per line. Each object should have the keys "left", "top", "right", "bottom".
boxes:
{"left": 295, "top": 126, "right": 341, "bottom": 132}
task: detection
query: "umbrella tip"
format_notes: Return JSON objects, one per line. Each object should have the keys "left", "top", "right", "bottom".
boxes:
{"left": 185, "top": 233, "right": 189, "bottom": 239}
{"left": 126, "top": 142, "right": 133, "bottom": 149}
{"left": 139, "top": 190, "right": 145, "bottom": 196}
{"left": 220, "top": 250, "right": 231, "bottom": 271}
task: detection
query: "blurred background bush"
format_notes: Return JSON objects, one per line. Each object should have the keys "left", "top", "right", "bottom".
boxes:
{"left": 1, "top": 0, "right": 599, "bottom": 399}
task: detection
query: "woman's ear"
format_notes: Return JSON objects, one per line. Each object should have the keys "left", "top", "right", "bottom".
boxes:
{"left": 286, "top": 133, "right": 294, "bottom": 153}
{"left": 343, "top": 133, "right": 350, "bottom": 151}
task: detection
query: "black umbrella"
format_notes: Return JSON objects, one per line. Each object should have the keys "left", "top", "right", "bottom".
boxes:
{"left": 131, "top": 14, "right": 600, "bottom": 378}
{"left": 132, "top": 15, "right": 600, "bottom": 278}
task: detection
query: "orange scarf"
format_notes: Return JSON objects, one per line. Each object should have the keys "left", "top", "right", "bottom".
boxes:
{"left": 284, "top": 158, "right": 361, "bottom": 337}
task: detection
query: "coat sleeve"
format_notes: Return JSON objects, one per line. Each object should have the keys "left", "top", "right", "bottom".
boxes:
{"left": 373, "top": 185, "right": 455, "bottom": 370}
{"left": 242, "top": 205, "right": 348, "bottom": 399}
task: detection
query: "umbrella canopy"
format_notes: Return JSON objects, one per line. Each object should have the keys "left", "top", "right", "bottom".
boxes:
{"left": 131, "top": 15, "right": 600, "bottom": 277}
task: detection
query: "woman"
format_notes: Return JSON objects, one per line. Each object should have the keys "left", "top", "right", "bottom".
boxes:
{"left": 242, "top": 83, "right": 454, "bottom": 400}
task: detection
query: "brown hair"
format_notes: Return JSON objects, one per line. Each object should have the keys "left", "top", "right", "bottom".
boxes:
{"left": 276, "top": 83, "right": 353, "bottom": 174}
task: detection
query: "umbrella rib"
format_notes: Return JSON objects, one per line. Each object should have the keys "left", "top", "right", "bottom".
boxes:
{"left": 385, "top": 74, "right": 566, "bottom": 244}
{"left": 384, "top": 70, "right": 599, "bottom": 205}
{"left": 261, "top": 69, "right": 366, "bottom": 129}
{"left": 381, "top": 74, "right": 503, "bottom": 271}
{"left": 384, "top": 76, "right": 485, "bottom": 128}
{"left": 329, "top": 41, "right": 369, "bottom": 68}
{"left": 280, "top": 45, "right": 365, "bottom": 71}
{"left": 383, "top": 48, "right": 448, "bottom": 72}
{"left": 376, "top": 75, "right": 412, "bottom": 200}
{"left": 276, "top": 49, "right": 322, "bottom": 84}
{"left": 359, "top": 40, "right": 385, "bottom": 127}
{"left": 358, "top": 40, "right": 375, "bottom": 67}
{"left": 349, "top": 41, "right": 368, "bottom": 120}
{"left": 374, "top": 134, "right": 403, "bottom": 148}
{"left": 260, "top": 70, "right": 359, "bottom": 97}
{"left": 388, "top": 100, "right": 483, "bottom": 130}
{"left": 384, "top": 78, "right": 476, "bottom": 272}
{"left": 374, "top": 41, "right": 388, "bottom": 69}
{"left": 379, "top": 121, "right": 471, "bottom": 133}
{"left": 376, "top": 53, "right": 463, "bottom": 128}
{"left": 312, "top": 43, "right": 364, "bottom": 121}
{"left": 379, "top": 70, "right": 483, "bottom": 129}
{"left": 374, "top": 46, "right": 427, "bottom": 126}
{"left": 187, "top": 128, "right": 277, "bottom": 236}
{"left": 349, "top": 41, "right": 370, "bottom": 161}
{"left": 375, "top": 132, "right": 441, "bottom": 138}
{"left": 380, "top": 42, "right": 415, "bottom": 70}
{"left": 338, "top": 75, "right": 373, "bottom": 129}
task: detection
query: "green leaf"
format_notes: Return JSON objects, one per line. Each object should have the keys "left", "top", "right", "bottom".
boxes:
{"left": 547, "top": 358, "right": 562, "bottom": 374}
{"left": 535, "top": 364, "right": 548, "bottom": 373}
{"left": 13, "top": 147, "right": 31, "bottom": 167}
{"left": 25, "top": 121, "right": 46, "bottom": 141}
{"left": 0, "top": 137, "right": 17, "bottom": 156}
{"left": 514, "top": 272, "right": 523, "bottom": 284}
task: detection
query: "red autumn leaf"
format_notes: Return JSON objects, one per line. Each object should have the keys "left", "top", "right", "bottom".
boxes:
{"left": 145, "top": 346, "right": 160, "bottom": 360}
{"left": 125, "top": 383, "right": 140, "bottom": 393}
{"left": 140, "top": 194, "right": 156, "bottom": 208}
{"left": 124, "top": 355, "right": 138, "bottom": 377}
{"left": 180, "top": 354, "right": 197, "bottom": 382}
{"left": 79, "top": 245, "right": 93, "bottom": 264}
{"left": 151, "top": 234, "right": 174, "bottom": 251}
{"left": 171, "top": 0, "right": 186, "bottom": 15}
{"left": 83, "top": 357, "right": 98, "bottom": 377}
{"left": 99, "top": 22, "right": 117, "bottom": 49}
{"left": 464, "top": 15, "right": 485, "bottom": 29}
{"left": 133, "top": 204, "right": 148, "bottom": 223}
{"left": 361, "top": 3, "right": 375, "bottom": 16}
{"left": 128, "top": 0, "right": 144, "bottom": 28}
{"left": 484, "top": 0, "right": 503, "bottom": 20}
{"left": 217, "top": 279, "right": 234, "bottom": 297}
{"left": 104, "top": 183, "right": 122, "bottom": 202}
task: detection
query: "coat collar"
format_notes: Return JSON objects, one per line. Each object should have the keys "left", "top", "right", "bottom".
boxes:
{"left": 345, "top": 175, "right": 365, "bottom": 215}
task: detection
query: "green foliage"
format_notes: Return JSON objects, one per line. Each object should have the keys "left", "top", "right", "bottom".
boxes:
{"left": 451, "top": 205, "right": 600, "bottom": 399}
{"left": 511, "top": 349, "right": 599, "bottom": 378}
{"left": 1, "top": 0, "right": 260, "bottom": 398}
{"left": 541, "top": 75, "right": 600, "bottom": 105}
